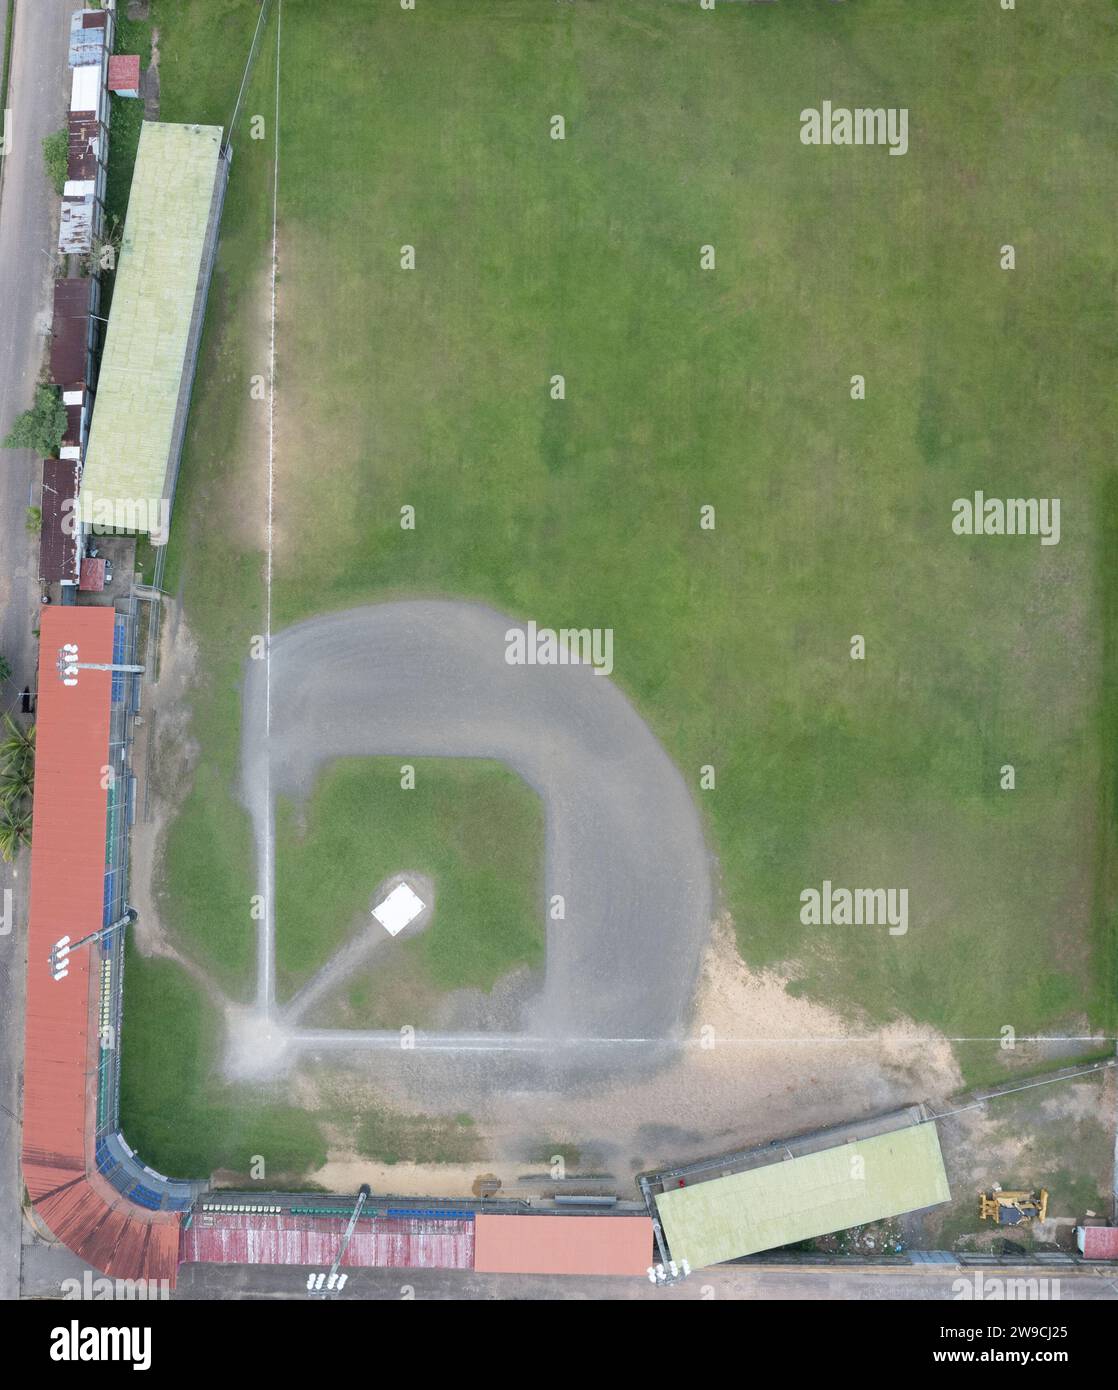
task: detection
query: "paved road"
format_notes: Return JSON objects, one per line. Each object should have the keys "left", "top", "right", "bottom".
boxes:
{"left": 241, "top": 601, "right": 714, "bottom": 1043}
{"left": 159, "top": 1260, "right": 1118, "bottom": 1303}
{"left": 19, "top": 1239, "right": 1118, "bottom": 1301}
{"left": 0, "top": 0, "right": 77, "bottom": 1305}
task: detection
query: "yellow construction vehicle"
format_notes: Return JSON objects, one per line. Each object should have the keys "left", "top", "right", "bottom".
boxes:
{"left": 979, "top": 1187, "right": 1049, "bottom": 1227}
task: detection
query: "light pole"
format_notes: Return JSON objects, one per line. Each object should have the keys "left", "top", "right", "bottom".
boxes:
{"left": 308, "top": 1184, "right": 370, "bottom": 1295}
{"left": 50, "top": 909, "right": 136, "bottom": 981}
{"left": 57, "top": 643, "right": 144, "bottom": 687}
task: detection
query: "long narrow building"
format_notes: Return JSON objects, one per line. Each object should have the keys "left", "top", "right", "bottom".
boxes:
{"left": 22, "top": 607, "right": 181, "bottom": 1284}
{"left": 79, "top": 121, "right": 229, "bottom": 539}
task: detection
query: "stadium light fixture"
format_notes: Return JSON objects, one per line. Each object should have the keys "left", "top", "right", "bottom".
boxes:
{"left": 309, "top": 1184, "right": 370, "bottom": 1297}
{"left": 49, "top": 909, "right": 137, "bottom": 982}
{"left": 55, "top": 643, "right": 145, "bottom": 685}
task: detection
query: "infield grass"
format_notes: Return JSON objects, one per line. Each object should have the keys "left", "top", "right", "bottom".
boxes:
{"left": 274, "top": 757, "right": 545, "bottom": 1011}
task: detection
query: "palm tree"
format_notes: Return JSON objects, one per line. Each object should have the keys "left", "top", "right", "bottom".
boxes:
{"left": 0, "top": 802, "right": 31, "bottom": 861}
{"left": 1, "top": 757, "right": 32, "bottom": 804}
{"left": 0, "top": 716, "right": 34, "bottom": 821}
{"left": 0, "top": 714, "right": 34, "bottom": 775}
{"left": 0, "top": 769, "right": 32, "bottom": 810}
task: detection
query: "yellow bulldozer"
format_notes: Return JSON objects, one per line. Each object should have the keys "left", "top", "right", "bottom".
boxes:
{"left": 979, "top": 1186, "right": 1048, "bottom": 1227}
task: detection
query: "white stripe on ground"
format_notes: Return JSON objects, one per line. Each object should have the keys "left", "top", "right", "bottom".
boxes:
{"left": 258, "top": 0, "right": 281, "bottom": 1014}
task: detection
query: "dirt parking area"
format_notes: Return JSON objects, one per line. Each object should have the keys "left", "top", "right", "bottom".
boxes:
{"left": 920, "top": 1066, "right": 1116, "bottom": 1252}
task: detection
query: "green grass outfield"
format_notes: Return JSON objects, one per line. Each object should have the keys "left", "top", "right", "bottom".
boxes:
{"left": 118, "top": 940, "right": 328, "bottom": 1180}
{"left": 275, "top": 757, "right": 545, "bottom": 1014}
{"left": 121, "top": 0, "right": 1117, "bottom": 1176}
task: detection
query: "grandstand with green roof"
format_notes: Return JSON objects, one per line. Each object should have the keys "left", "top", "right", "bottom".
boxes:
{"left": 79, "top": 121, "right": 229, "bottom": 538}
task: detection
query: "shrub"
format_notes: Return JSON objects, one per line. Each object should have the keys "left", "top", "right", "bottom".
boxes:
{"left": 3, "top": 386, "right": 67, "bottom": 456}
{"left": 42, "top": 127, "right": 68, "bottom": 195}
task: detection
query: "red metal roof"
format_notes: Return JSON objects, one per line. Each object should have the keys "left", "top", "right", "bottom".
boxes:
{"left": 180, "top": 1213, "right": 473, "bottom": 1269}
{"left": 1081, "top": 1226, "right": 1118, "bottom": 1259}
{"left": 474, "top": 1213, "right": 653, "bottom": 1276}
{"left": 22, "top": 607, "right": 180, "bottom": 1284}
{"left": 79, "top": 558, "right": 106, "bottom": 592}
{"left": 108, "top": 55, "right": 140, "bottom": 93}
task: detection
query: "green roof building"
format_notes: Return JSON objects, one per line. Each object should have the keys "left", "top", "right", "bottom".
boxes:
{"left": 655, "top": 1122, "right": 951, "bottom": 1269}
{"left": 80, "top": 121, "right": 227, "bottom": 538}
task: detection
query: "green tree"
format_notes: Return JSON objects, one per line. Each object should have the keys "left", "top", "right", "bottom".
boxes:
{"left": 42, "top": 127, "right": 68, "bottom": 195}
{"left": 0, "top": 802, "right": 32, "bottom": 861}
{"left": 26, "top": 506, "right": 42, "bottom": 535}
{"left": 0, "top": 655, "right": 10, "bottom": 683}
{"left": 3, "top": 386, "right": 67, "bottom": 456}
{"left": 1, "top": 714, "right": 34, "bottom": 776}
{"left": 0, "top": 717, "right": 35, "bottom": 851}
{"left": 0, "top": 761, "right": 32, "bottom": 810}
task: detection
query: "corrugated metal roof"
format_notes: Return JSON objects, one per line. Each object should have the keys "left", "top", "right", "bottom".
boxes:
{"left": 68, "top": 9, "right": 108, "bottom": 68}
{"left": 108, "top": 55, "right": 141, "bottom": 93}
{"left": 58, "top": 194, "right": 96, "bottom": 256}
{"left": 79, "top": 558, "right": 106, "bottom": 592}
{"left": 1081, "top": 1227, "right": 1118, "bottom": 1259}
{"left": 39, "top": 460, "right": 80, "bottom": 583}
{"left": 655, "top": 1122, "right": 951, "bottom": 1269}
{"left": 22, "top": 608, "right": 181, "bottom": 1284}
{"left": 474, "top": 1214, "right": 653, "bottom": 1276}
{"left": 71, "top": 65, "right": 103, "bottom": 117}
{"left": 50, "top": 276, "right": 96, "bottom": 385}
{"left": 62, "top": 387, "right": 89, "bottom": 452}
{"left": 181, "top": 1213, "right": 474, "bottom": 1269}
{"left": 80, "top": 122, "right": 224, "bottom": 534}
{"left": 22, "top": 608, "right": 112, "bottom": 1180}
{"left": 68, "top": 112, "right": 104, "bottom": 183}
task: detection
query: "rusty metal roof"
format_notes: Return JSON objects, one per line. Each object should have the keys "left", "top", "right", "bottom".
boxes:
{"left": 62, "top": 388, "right": 87, "bottom": 451}
{"left": 109, "top": 55, "right": 141, "bottom": 93}
{"left": 181, "top": 1212, "right": 474, "bottom": 1269}
{"left": 473, "top": 1213, "right": 653, "bottom": 1276}
{"left": 50, "top": 277, "right": 96, "bottom": 386}
{"left": 22, "top": 607, "right": 181, "bottom": 1284}
{"left": 1082, "top": 1227, "right": 1118, "bottom": 1259}
{"left": 68, "top": 9, "right": 108, "bottom": 67}
{"left": 79, "top": 558, "right": 106, "bottom": 592}
{"left": 39, "top": 460, "right": 80, "bottom": 583}
{"left": 68, "top": 112, "right": 104, "bottom": 182}
{"left": 58, "top": 194, "right": 96, "bottom": 256}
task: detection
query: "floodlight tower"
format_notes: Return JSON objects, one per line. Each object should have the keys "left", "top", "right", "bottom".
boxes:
{"left": 56, "top": 642, "right": 144, "bottom": 687}
{"left": 311, "top": 1184, "right": 371, "bottom": 1295}
{"left": 49, "top": 909, "right": 137, "bottom": 981}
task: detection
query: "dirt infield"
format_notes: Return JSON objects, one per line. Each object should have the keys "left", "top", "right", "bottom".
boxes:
{"left": 240, "top": 600, "right": 715, "bottom": 1046}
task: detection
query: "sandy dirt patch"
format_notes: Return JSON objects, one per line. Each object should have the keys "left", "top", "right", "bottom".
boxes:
{"left": 294, "top": 917, "right": 964, "bottom": 1194}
